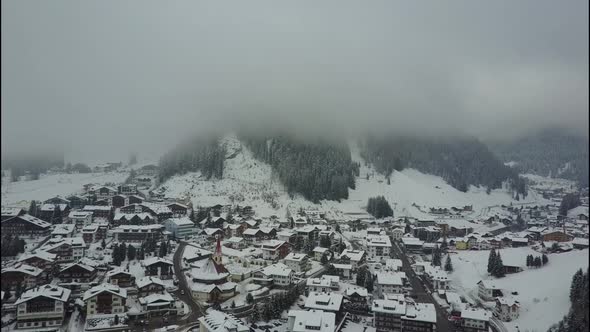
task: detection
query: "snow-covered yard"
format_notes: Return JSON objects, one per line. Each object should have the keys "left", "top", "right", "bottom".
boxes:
{"left": 449, "top": 248, "right": 589, "bottom": 331}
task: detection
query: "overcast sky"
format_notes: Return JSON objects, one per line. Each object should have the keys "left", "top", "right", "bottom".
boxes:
{"left": 2, "top": 0, "right": 588, "bottom": 163}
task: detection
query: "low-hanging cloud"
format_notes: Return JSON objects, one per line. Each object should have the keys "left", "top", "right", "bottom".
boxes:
{"left": 2, "top": 0, "right": 588, "bottom": 163}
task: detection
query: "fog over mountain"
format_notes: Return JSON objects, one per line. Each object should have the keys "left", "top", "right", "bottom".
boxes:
{"left": 2, "top": 0, "right": 588, "bottom": 163}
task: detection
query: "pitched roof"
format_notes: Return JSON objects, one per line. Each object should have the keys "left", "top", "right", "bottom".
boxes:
{"left": 83, "top": 283, "right": 127, "bottom": 301}
{"left": 136, "top": 276, "right": 165, "bottom": 289}
{"left": 15, "top": 284, "right": 71, "bottom": 305}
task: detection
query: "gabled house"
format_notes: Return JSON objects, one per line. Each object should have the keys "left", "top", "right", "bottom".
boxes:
{"left": 142, "top": 257, "right": 174, "bottom": 279}
{"left": 58, "top": 261, "right": 97, "bottom": 283}
{"left": 83, "top": 283, "right": 127, "bottom": 316}
{"left": 15, "top": 284, "right": 71, "bottom": 330}
{"left": 1, "top": 264, "right": 43, "bottom": 290}
{"left": 136, "top": 276, "right": 166, "bottom": 297}
{"left": 107, "top": 268, "right": 136, "bottom": 288}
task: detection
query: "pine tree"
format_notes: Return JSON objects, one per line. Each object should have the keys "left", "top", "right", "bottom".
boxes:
{"left": 570, "top": 269, "right": 584, "bottom": 303}
{"left": 15, "top": 282, "right": 23, "bottom": 298}
{"left": 127, "top": 245, "right": 136, "bottom": 261}
{"left": 52, "top": 204, "right": 63, "bottom": 224}
{"left": 487, "top": 249, "right": 497, "bottom": 274}
{"left": 494, "top": 251, "right": 505, "bottom": 277}
{"left": 101, "top": 238, "right": 106, "bottom": 249}
{"left": 365, "top": 272, "right": 374, "bottom": 293}
{"left": 526, "top": 254, "right": 533, "bottom": 267}
{"left": 542, "top": 254, "right": 549, "bottom": 266}
{"left": 251, "top": 305, "right": 260, "bottom": 323}
{"left": 320, "top": 252, "right": 329, "bottom": 266}
{"left": 356, "top": 267, "right": 367, "bottom": 287}
{"left": 159, "top": 242, "right": 167, "bottom": 258}
{"left": 114, "top": 314, "right": 119, "bottom": 325}
{"left": 431, "top": 246, "right": 442, "bottom": 267}
{"left": 246, "top": 293, "right": 254, "bottom": 304}
{"left": 534, "top": 256, "right": 542, "bottom": 268}
{"left": 28, "top": 200, "right": 37, "bottom": 217}
{"left": 444, "top": 255, "right": 453, "bottom": 272}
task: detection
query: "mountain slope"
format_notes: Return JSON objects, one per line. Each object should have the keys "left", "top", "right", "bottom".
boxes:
{"left": 359, "top": 135, "right": 527, "bottom": 196}
{"left": 490, "top": 128, "right": 589, "bottom": 188}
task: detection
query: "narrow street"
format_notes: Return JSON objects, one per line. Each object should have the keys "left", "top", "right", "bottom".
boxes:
{"left": 391, "top": 241, "right": 454, "bottom": 332}
{"left": 171, "top": 241, "right": 204, "bottom": 329}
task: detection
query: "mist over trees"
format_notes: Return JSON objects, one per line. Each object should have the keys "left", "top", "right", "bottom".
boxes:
{"left": 491, "top": 128, "right": 589, "bottom": 188}
{"left": 360, "top": 135, "right": 528, "bottom": 196}
{"left": 241, "top": 134, "right": 359, "bottom": 203}
{"left": 1, "top": 152, "right": 65, "bottom": 181}
{"left": 158, "top": 136, "right": 225, "bottom": 183}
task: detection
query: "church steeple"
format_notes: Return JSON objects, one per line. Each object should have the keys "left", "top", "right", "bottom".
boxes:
{"left": 213, "top": 234, "right": 223, "bottom": 265}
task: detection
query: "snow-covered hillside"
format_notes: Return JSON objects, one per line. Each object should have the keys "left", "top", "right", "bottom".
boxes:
{"left": 1, "top": 171, "right": 128, "bottom": 206}
{"left": 159, "top": 134, "right": 309, "bottom": 216}
{"left": 158, "top": 135, "right": 548, "bottom": 221}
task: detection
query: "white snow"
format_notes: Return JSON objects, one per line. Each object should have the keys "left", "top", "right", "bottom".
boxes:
{"left": 1, "top": 171, "right": 128, "bottom": 205}
{"left": 449, "top": 248, "right": 589, "bottom": 331}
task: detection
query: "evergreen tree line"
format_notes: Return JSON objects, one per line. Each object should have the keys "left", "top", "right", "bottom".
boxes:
{"left": 360, "top": 135, "right": 528, "bottom": 196}
{"left": 548, "top": 268, "right": 589, "bottom": 332}
{"left": 491, "top": 128, "right": 589, "bottom": 188}
{"left": 559, "top": 193, "right": 581, "bottom": 216}
{"left": 526, "top": 254, "right": 548, "bottom": 268}
{"left": 251, "top": 287, "right": 301, "bottom": 323}
{"left": 487, "top": 249, "right": 505, "bottom": 278}
{"left": 158, "top": 136, "right": 225, "bottom": 183}
{"left": 431, "top": 246, "right": 442, "bottom": 267}
{"left": 241, "top": 135, "right": 359, "bottom": 203}
{"left": 1, "top": 234, "right": 26, "bottom": 257}
{"left": 366, "top": 196, "right": 393, "bottom": 218}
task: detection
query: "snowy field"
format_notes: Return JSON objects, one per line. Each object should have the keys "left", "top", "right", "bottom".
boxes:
{"left": 1, "top": 171, "right": 129, "bottom": 206}
{"left": 449, "top": 248, "right": 589, "bottom": 332}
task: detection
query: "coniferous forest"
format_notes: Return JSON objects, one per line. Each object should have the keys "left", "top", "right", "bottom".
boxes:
{"left": 158, "top": 135, "right": 225, "bottom": 183}
{"left": 360, "top": 135, "right": 528, "bottom": 196}
{"left": 241, "top": 134, "right": 359, "bottom": 203}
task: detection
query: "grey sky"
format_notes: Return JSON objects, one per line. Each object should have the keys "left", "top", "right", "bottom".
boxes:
{"left": 2, "top": 0, "right": 588, "bottom": 163}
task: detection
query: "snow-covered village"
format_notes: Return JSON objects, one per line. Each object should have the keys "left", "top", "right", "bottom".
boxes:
{"left": 2, "top": 1, "right": 589, "bottom": 332}
{"left": 1, "top": 134, "right": 588, "bottom": 332}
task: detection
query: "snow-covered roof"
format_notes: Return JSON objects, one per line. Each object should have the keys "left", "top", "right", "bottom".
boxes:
{"left": 401, "top": 237, "right": 424, "bottom": 246}
{"left": 340, "top": 249, "right": 365, "bottom": 262}
{"left": 203, "top": 228, "right": 223, "bottom": 236}
{"left": 142, "top": 257, "right": 173, "bottom": 267}
{"left": 113, "top": 212, "right": 154, "bottom": 221}
{"left": 332, "top": 264, "right": 352, "bottom": 270}
{"left": 166, "top": 216, "right": 194, "bottom": 226}
{"left": 112, "top": 224, "right": 163, "bottom": 232}
{"left": 226, "top": 237, "right": 244, "bottom": 243}
{"left": 313, "top": 247, "right": 329, "bottom": 253}
{"left": 52, "top": 223, "right": 75, "bottom": 235}
{"left": 376, "top": 272, "right": 403, "bottom": 286}
{"left": 139, "top": 291, "right": 174, "bottom": 305}
{"left": 18, "top": 251, "right": 57, "bottom": 263}
{"left": 284, "top": 253, "right": 308, "bottom": 262}
{"left": 106, "top": 268, "right": 133, "bottom": 278}
{"left": 260, "top": 240, "right": 286, "bottom": 250}
{"left": 345, "top": 287, "right": 368, "bottom": 297}
{"left": 198, "top": 310, "right": 249, "bottom": 332}
{"left": 69, "top": 211, "right": 93, "bottom": 218}
{"left": 4, "top": 214, "right": 51, "bottom": 228}
{"left": 496, "top": 296, "right": 520, "bottom": 307}
{"left": 461, "top": 308, "right": 490, "bottom": 321}
{"left": 304, "top": 292, "right": 343, "bottom": 312}
{"left": 260, "top": 263, "right": 293, "bottom": 277}
{"left": 191, "top": 258, "right": 229, "bottom": 281}
{"left": 1, "top": 206, "right": 24, "bottom": 217}
{"left": 136, "top": 276, "right": 165, "bottom": 289}
{"left": 372, "top": 299, "right": 407, "bottom": 315}
{"left": 403, "top": 303, "right": 436, "bottom": 323}
{"left": 288, "top": 310, "right": 335, "bottom": 332}
{"left": 83, "top": 283, "right": 127, "bottom": 301}
{"left": 1, "top": 264, "right": 43, "bottom": 276}
{"left": 41, "top": 203, "right": 68, "bottom": 212}
{"left": 83, "top": 205, "right": 112, "bottom": 211}
{"left": 477, "top": 280, "right": 500, "bottom": 290}
{"left": 41, "top": 237, "right": 86, "bottom": 251}
{"left": 60, "top": 261, "right": 96, "bottom": 273}
{"left": 242, "top": 228, "right": 260, "bottom": 236}
{"left": 15, "top": 284, "right": 71, "bottom": 305}
{"left": 385, "top": 259, "right": 403, "bottom": 271}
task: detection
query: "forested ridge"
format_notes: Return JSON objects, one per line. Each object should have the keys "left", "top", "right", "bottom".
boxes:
{"left": 490, "top": 128, "right": 589, "bottom": 188}
{"left": 241, "top": 134, "right": 359, "bottom": 203}
{"left": 360, "top": 135, "right": 527, "bottom": 196}
{"left": 158, "top": 135, "right": 225, "bottom": 183}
